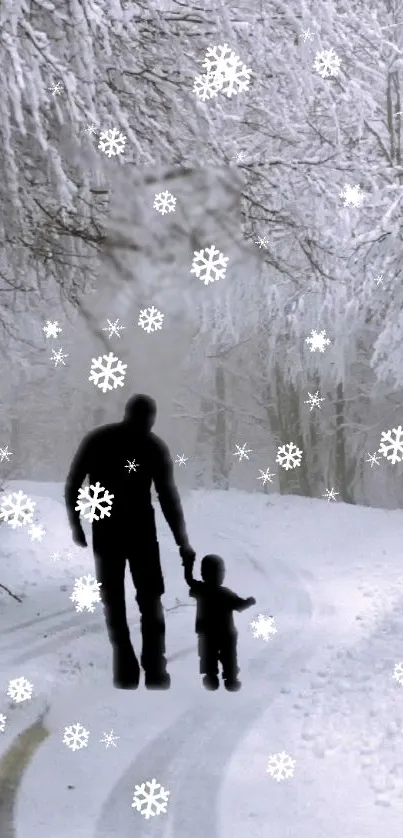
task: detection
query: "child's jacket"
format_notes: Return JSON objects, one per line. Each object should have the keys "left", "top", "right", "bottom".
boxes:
{"left": 189, "top": 580, "right": 252, "bottom": 635}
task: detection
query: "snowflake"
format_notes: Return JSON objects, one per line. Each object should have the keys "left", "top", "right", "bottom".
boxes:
{"left": 28, "top": 523, "right": 46, "bottom": 542}
{"left": 374, "top": 274, "right": 384, "bottom": 286}
{"left": 193, "top": 71, "right": 223, "bottom": 101}
{"left": 100, "top": 729, "right": 120, "bottom": 748}
{"left": 255, "top": 235, "right": 269, "bottom": 249}
{"left": 323, "top": 487, "right": 339, "bottom": 502}
{"left": 304, "top": 391, "right": 325, "bottom": 411}
{"left": 313, "top": 47, "right": 341, "bottom": 78}
{"left": 43, "top": 320, "right": 62, "bottom": 338}
{"left": 379, "top": 426, "right": 403, "bottom": 464}
{"left": 125, "top": 460, "right": 138, "bottom": 473}
{"left": 201, "top": 43, "right": 252, "bottom": 98}
{"left": 266, "top": 751, "right": 296, "bottom": 782}
{"left": 393, "top": 662, "right": 403, "bottom": 685}
{"left": 301, "top": 28, "right": 314, "bottom": 41}
{"left": 50, "top": 348, "right": 68, "bottom": 367}
{"left": 305, "top": 329, "right": 331, "bottom": 352}
{"left": 340, "top": 183, "right": 364, "bottom": 208}
{"left": 190, "top": 245, "right": 229, "bottom": 285}
{"left": 0, "top": 490, "right": 36, "bottom": 529}
{"left": 0, "top": 714, "right": 6, "bottom": 732}
{"left": 138, "top": 306, "right": 164, "bottom": 334}
{"left": 0, "top": 445, "right": 12, "bottom": 462}
{"left": 75, "top": 482, "right": 114, "bottom": 523}
{"left": 49, "top": 81, "right": 63, "bottom": 95}
{"left": 233, "top": 443, "right": 252, "bottom": 461}
{"left": 7, "top": 676, "right": 34, "bottom": 703}
{"left": 175, "top": 454, "right": 188, "bottom": 466}
{"left": 89, "top": 352, "right": 127, "bottom": 393}
{"left": 257, "top": 468, "right": 275, "bottom": 486}
{"left": 84, "top": 123, "right": 98, "bottom": 135}
{"left": 98, "top": 127, "right": 126, "bottom": 158}
{"left": 102, "top": 319, "right": 125, "bottom": 339}
{"left": 153, "top": 191, "right": 177, "bottom": 215}
{"left": 70, "top": 574, "right": 102, "bottom": 613}
{"left": 250, "top": 614, "right": 277, "bottom": 641}
{"left": 366, "top": 452, "right": 380, "bottom": 468}
{"left": 50, "top": 550, "right": 61, "bottom": 562}
{"left": 232, "top": 151, "right": 246, "bottom": 163}
{"left": 62, "top": 722, "right": 90, "bottom": 751}
{"left": 131, "top": 778, "right": 170, "bottom": 819}
{"left": 275, "top": 442, "right": 303, "bottom": 470}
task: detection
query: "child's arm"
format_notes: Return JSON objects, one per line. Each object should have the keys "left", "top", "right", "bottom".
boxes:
{"left": 188, "top": 578, "right": 204, "bottom": 598}
{"left": 231, "top": 594, "right": 256, "bottom": 612}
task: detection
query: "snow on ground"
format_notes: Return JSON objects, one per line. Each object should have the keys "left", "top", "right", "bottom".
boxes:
{"left": 1, "top": 483, "right": 403, "bottom": 837}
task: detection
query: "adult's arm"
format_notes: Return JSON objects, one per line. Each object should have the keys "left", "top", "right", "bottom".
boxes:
{"left": 64, "top": 433, "right": 92, "bottom": 530}
{"left": 152, "top": 438, "right": 190, "bottom": 548}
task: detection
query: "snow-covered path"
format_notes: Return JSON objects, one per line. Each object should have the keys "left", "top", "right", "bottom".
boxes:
{"left": 2, "top": 487, "right": 403, "bottom": 837}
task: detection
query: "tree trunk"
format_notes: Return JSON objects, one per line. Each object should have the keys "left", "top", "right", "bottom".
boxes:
{"left": 334, "top": 381, "right": 354, "bottom": 503}
{"left": 212, "top": 364, "right": 229, "bottom": 489}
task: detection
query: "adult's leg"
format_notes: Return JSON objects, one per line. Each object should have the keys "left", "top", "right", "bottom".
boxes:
{"left": 127, "top": 535, "right": 168, "bottom": 679}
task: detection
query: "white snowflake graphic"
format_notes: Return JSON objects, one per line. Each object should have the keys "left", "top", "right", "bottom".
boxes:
{"left": 0, "top": 490, "right": 36, "bottom": 529}
{"left": 193, "top": 71, "right": 224, "bottom": 101}
{"left": 374, "top": 274, "right": 384, "bottom": 286}
{"left": 0, "top": 445, "right": 12, "bottom": 462}
{"left": 102, "top": 319, "right": 125, "bottom": 339}
{"left": 378, "top": 425, "right": 403, "bottom": 464}
{"left": 49, "top": 81, "right": 63, "bottom": 95}
{"left": 7, "top": 676, "right": 34, "bottom": 703}
{"left": 70, "top": 574, "right": 102, "bottom": 613}
{"left": 43, "top": 320, "right": 62, "bottom": 339}
{"left": 257, "top": 468, "right": 275, "bottom": 486}
{"left": 301, "top": 28, "right": 314, "bottom": 41}
{"left": 201, "top": 43, "right": 252, "bottom": 98}
{"left": 153, "top": 191, "right": 177, "bottom": 215}
{"left": 313, "top": 47, "right": 341, "bottom": 78}
{"left": 190, "top": 245, "right": 229, "bottom": 285}
{"left": 266, "top": 751, "right": 296, "bottom": 782}
{"left": 0, "top": 714, "right": 6, "bottom": 732}
{"left": 50, "top": 348, "right": 68, "bottom": 367}
{"left": 84, "top": 123, "right": 98, "bottom": 135}
{"left": 255, "top": 235, "right": 269, "bottom": 249}
{"left": 125, "top": 460, "right": 139, "bottom": 473}
{"left": 98, "top": 127, "right": 126, "bottom": 158}
{"left": 304, "top": 391, "right": 325, "bottom": 410}
{"left": 131, "top": 778, "right": 170, "bottom": 819}
{"left": 50, "top": 550, "right": 61, "bottom": 562}
{"left": 250, "top": 614, "right": 277, "bottom": 641}
{"left": 366, "top": 452, "right": 381, "bottom": 468}
{"left": 232, "top": 151, "right": 247, "bottom": 163}
{"left": 275, "top": 442, "right": 303, "bottom": 470}
{"left": 233, "top": 443, "right": 252, "bottom": 462}
{"left": 175, "top": 454, "right": 188, "bottom": 466}
{"left": 323, "top": 487, "right": 339, "bottom": 502}
{"left": 62, "top": 722, "right": 90, "bottom": 751}
{"left": 340, "top": 183, "right": 364, "bottom": 208}
{"left": 28, "top": 523, "right": 46, "bottom": 542}
{"left": 100, "top": 729, "right": 120, "bottom": 748}
{"left": 305, "top": 329, "right": 331, "bottom": 352}
{"left": 393, "top": 662, "right": 403, "bottom": 686}
{"left": 138, "top": 306, "right": 164, "bottom": 334}
{"left": 75, "top": 482, "right": 114, "bottom": 523}
{"left": 89, "top": 352, "right": 127, "bottom": 393}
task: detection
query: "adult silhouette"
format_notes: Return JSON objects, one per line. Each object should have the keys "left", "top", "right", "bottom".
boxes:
{"left": 64, "top": 394, "right": 196, "bottom": 689}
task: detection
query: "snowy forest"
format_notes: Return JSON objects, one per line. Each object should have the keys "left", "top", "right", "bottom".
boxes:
{"left": 1, "top": 0, "right": 403, "bottom": 510}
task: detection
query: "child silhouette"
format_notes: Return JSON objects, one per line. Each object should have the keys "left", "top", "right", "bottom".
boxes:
{"left": 187, "top": 554, "right": 256, "bottom": 691}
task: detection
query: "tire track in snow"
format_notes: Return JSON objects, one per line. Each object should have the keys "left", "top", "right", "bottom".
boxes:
{"left": 93, "top": 560, "right": 313, "bottom": 838}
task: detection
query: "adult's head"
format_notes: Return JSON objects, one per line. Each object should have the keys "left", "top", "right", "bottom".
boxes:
{"left": 123, "top": 394, "right": 157, "bottom": 434}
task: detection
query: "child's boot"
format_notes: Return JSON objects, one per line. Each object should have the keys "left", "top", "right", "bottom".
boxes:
{"left": 223, "top": 677, "right": 242, "bottom": 691}
{"left": 203, "top": 674, "right": 219, "bottom": 690}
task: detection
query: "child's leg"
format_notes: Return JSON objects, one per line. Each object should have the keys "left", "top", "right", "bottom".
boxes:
{"left": 219, "top": 631, "right": 240, "bottom": 682}
{"left": 198, "top": 633, "right": 219, "bottom": 676}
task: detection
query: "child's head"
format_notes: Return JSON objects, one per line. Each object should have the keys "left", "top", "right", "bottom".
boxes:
{"left": 200, "top": 554, "right": 225, "bottom": 586}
